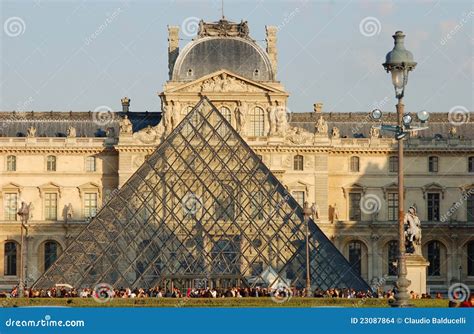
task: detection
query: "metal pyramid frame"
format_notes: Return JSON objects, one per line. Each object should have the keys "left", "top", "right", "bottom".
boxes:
{"left": 33, "top": 97, "right": 370, "bottom": 292}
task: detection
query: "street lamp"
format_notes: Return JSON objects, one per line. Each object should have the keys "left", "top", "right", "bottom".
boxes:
{"left": 303, "top": 201, "right": 312, "bottom": 297}
{"left": 376, "top": 31, "right": 428, "bottom": 307}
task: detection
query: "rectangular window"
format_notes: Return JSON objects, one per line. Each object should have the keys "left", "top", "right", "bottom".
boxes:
{"left": 6, "top": 156, "right": 16, "bottom": 171}
{"left": 387, "top": 193, "right": 398, "bottom": 221}
{"left": 469, "top": 157, "right": 474, "bottom": 173}
{"left": 389, "top": 156, "right": 398, "bottom": 173}
{"left": 349, "top": 193, "right": 362, "bottom": 221}
{"left": 86, "top": 156, "right": 96, "bottom": 172}
{"left": 84, "top": 193, "right": 98, "bottom": 218}
{"left": 44, "top": 193, "right": 58, "bottom": 220}
{"left": 4, "top": 193, "right": 18, "bottom": 220}
{"left": 467, "top": 193, "right": 474, "bottom": 222}
{"left": 428, "top": 156, "right": 438, "bottom": 173}
{"left": 47, "top": 156, "right": 56, "bottom": 171}
{"left": 292, "top": 191, "right": 305, "bottom": 207}
{"left": 427, "top": 193, "right": 440, "bottom": 221}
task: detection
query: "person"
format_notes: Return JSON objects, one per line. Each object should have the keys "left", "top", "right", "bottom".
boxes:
{"left": 459, "top": 293, "right": 474, "bottom": 307}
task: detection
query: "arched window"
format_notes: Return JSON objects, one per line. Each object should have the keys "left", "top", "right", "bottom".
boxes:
{"left": 350, "top": 156, "right": 359, "bottom": 172}
{"left": 44, "top": 241, "right": 58, "bottom": 271}
{"left": 6, "top": 155, "right": 16, "bottom": 171}
{"left": 4, "top": 241, "right": 17, "bottom": 276}
{"left": 387, "top": 240, "right": 398, "bottom": 276}
{"left": 294, "top": 155, "right": 304, "bottom": 171}
{"left": 217, "top": 106, "right": 231, "bottom": 137}
{"left": 467, "top": 241, "right": 474, "bottom": 276}
{"left": 47, "top": 155, "right": 56, "bottom": 171}
{"left": 348, "top": 241, "right": 362, "bottom": 276}
{"left": 427, "top": 241, "right": 441, "bottom": 276}
{"left": 389, "top": 156, "right": 398, "bottom": 172}
{"left": 249, "top": 107, "right": 264, "bottom": 137}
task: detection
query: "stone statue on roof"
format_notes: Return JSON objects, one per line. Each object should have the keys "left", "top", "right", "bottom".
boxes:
{"left": 119, "top": 115, "right": 133, "bottom": 135}
{"left": 27, "top": 126, "right": 36, "bottom": 137}
{"left": 370, "top": 126, "right": 380, "bottom": 138}
{"left": 67, "top": 126, "right": 77, "bottom": 138}
{"left": 331, "top": 127, "right": 340, "bottom": 139}
{"left": 315, "top": 116, "right": 328, "bottom": 135}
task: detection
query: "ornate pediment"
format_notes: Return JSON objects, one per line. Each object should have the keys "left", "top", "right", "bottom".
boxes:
{"left": 422, "top": 182, "right": 446, "bottom": 199}
{"left": 38, "top": 182, "right": 62, "bottom": 198}
{"left": 167, "top": 70, "right": 285, "bottom": 94}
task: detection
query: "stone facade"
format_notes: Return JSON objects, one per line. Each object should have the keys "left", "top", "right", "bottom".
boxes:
{"left": 0, "top": 19, "right": 473, "bottom": 294}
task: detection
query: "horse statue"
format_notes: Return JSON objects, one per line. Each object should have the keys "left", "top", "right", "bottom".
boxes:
{"left": 404, "top": 205, "right": 422, "bottom": 254}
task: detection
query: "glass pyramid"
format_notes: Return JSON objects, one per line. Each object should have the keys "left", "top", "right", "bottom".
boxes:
{"left": 33, "top": 97, "right": 370, "bottom": 292}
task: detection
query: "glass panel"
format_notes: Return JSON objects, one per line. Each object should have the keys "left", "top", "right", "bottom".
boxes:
{"left": 44, "top": 193, "right": 58, "bottom": 220}
{"left": 349, "top": 193, "right": 361, "bottom": 220}
{"left": 4, "top": 193, "right": 18, "bottom": 220}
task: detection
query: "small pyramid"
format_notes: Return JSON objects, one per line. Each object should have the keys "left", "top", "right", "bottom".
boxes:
{"left": 34, "top": 97, "right": 370, "bottom": 292}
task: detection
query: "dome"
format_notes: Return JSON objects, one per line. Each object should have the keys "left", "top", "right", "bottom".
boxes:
{"left": 172, "top": 36, "right": 274, "bottom": 82}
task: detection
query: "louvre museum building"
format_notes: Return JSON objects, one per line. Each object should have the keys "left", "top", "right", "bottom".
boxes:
{"left": 0, "top": 19, "right": 473, "bottom": 295}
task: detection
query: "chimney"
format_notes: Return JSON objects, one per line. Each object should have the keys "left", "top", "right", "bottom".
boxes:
{"left": 121, "top": 97, "right": 130, "bottom": 112}
{"left": 314, "top": 102, "right": 323, "bottom": 113}
{"left": 168, "top": 26, "right": 180, "bottom": 79}
{"left": 265, "top": 26, "right": 278, "bottom": 77}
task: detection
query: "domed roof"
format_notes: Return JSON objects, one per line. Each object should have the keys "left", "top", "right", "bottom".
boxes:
{"left": 172, "top": 20, "right": 274, "bottom": 82}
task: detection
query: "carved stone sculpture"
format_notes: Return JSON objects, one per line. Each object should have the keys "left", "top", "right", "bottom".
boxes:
{"left": 331, "top": 127, "right": 340, "bottom": 139}
{"left": 27, "top": 126, "right": 36, "bottom": 137}
{"left": 404, "top": 206, "right": 422, "bottom": 255}
{"left": 67, "top": 126, "right": 77, "bottom": 138}
{"left": 119, "top": 115, "right": 133, "bottom": 135}
{"left": 315, "top": 116, "right": 328, "bottom": 135}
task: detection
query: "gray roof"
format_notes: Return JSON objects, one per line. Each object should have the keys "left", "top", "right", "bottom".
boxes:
{"left": 0, "top": 111, "right": 161, "bottom": 137}
{"left": 289, "top": 112, "right": 474, "bottom": 139}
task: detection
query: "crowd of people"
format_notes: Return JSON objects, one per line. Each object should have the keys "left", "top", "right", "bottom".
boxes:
{"left": 2, "top": 285, "right": 472, "bottom": 307}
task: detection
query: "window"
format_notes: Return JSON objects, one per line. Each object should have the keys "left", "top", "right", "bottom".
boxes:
{"left": 387, "top": 193, "right": 398, "bottom": 221}
{"left": 389, "top": 156, "right": 398, "bottom": 172}
{"left": 4, "top": 193, "right": 18, "bottom": 220}
{"left": 44, "top": 241, "right": 58, "bottom": 271}
{"left": 84, "top": 193, "right": 98, "bottom": 218}
{"left": 468, "top": 192, "right": 474, "bottom": 222}
{"left": 467, "top": 241, "right": 474, "bottom": 276}
{"left": 4, "top": 241, "right": 17, "bottom": 276}
{"left": 249, "top": 107, "right": 265, "bottom": 137}
{"left": 217, "top": 106, "right": 231, "bottom": 137}
{"left": 86, "top": 156, "right": 96, "bottom": 172}
{"left": 348, "top": 241, "right": 362, "bottom": 276}
{"left": 350, "top": 156, "right": 359, "bottom": 172}
{"left": 6, "top": 155, "right": 16, "bottom": 171}
{"left": 349, "top": 192, "right": 362, "bottom": 220}
{"left": 427, "top": 241, "right": 441, "bottom": 276}
{"left": 469, "top": 157, "right": 474, "bottom": 173}
{"left": 292, "top": 191, "right": 305, "bottom": 207}
{"left": 294, "top": 155, "right": 304, "bottom": 171}
{"left": 215, "top": 185, "right": 234, "bottom": 221}
{"left": 47, "top": 155, "right": 56, "bottom": 171}
{"left": 250, "top": 191, "right": 264, "bottom": 220}
{"left": 428, "top": 156, "right": 438, "bottom": 173}
{"left": 387, "top": 240, "right": 398, "bottom": 276}
{"left": 44, "top": 193, "right": 58, "bottom": 220}
{"left": 427, "top": 193, "right": 440, "bottom": 221}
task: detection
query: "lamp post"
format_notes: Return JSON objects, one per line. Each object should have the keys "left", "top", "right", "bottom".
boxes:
{"left": 303, "top": 201, "right": 312, "bottom": 297}
{"left": 371, "top": 31, "right": 429, "bottom": 307}
{"left": 17, "top": 201, "right": 30, "bottom": 298}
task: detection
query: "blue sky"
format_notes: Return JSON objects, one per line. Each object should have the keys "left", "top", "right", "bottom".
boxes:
{"left": 0, "top": 0, "right": 472, "bottom": 113}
